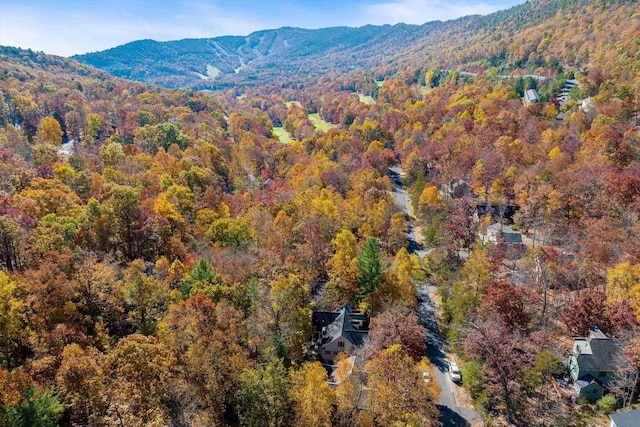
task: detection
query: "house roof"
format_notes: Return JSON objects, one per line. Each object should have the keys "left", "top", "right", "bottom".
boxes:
{"left": 575, "top": 374, "right": 603, "bottom": 389}
{"left": 342, "top": 330, "right": 369, "bottom": 347}
{"left": 486, "top": 223, "right": 523, "bottom": 244}
{"left": 573, "top": 327, "right": 619, "bottom": 372}
{"left": 312, "top": 311, "right": 340, "bottom": 329}
{"left": 609, "top": 409, "right": 640, "bottom": 427}
{"left": 524, "top": 89, "right": 541, "bottom": 103}
{"left": 313, "top": 303, "right": 369, "bottom": 348}
{"left": 576, "top": 339, "right": 618, "bottom": 371}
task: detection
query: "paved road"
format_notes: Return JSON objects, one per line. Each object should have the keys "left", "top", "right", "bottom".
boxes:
{"left": 389, "top": 166, "right": 480, "bottom": 427}
{"left": 389, "top": 166, "right": 425, "bottom": 255}
{"left": 417, "top": 286, "right": 480, "bottom": 427}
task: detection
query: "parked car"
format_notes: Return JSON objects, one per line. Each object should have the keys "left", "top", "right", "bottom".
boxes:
{"left": 422, "top": 371, "right": 431, "bottom": 383}
{"left": 448, "top": 361, "right": 461, "bottom": 382}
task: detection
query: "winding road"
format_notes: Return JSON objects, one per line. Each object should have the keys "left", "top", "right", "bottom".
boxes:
{"left": 389, "top": 166, "right": 481, "bottom": 427}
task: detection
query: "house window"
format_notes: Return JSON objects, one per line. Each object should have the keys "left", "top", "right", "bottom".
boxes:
{"left": 325, "top": 351, "right": 331, "bottom": 355}
{"left": 334, "top": 351, "right": 339, "bottom": 356}
{"left": 338, "top": 341, "right": 344, "bottom": 348}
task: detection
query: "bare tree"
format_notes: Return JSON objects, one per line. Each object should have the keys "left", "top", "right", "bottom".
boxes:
{"left": 610, "top": 331, "right": 640, "bottom": 409}
{"left": 463, "top": 313, "right": 534, "bottom": 425}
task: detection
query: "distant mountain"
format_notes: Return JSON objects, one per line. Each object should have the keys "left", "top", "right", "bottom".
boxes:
{"left": 73, "top": 0, "right": 638, "bottom": 89}
{"left": 73, "top": 24, "right": 431, "bottom": 89}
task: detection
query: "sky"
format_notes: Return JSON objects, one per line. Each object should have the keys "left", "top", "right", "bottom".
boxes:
{"left": 0, "top": 0, "right": 525, "bottom": 57}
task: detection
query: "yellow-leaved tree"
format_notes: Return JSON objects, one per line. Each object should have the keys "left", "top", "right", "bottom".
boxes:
{"left": 0, "top": 272, "right": 31, "bottom": 368}
{"left": 289, "top": 361, "right": 335, "bottom": 427}
{"left": 327, "top": 229, "right": 360, "bottom": 303}
{"left": 365, "top": 344, "right": 439, "bottom": 426}
{"left": 607, "top": 262, "right": 640, "bottom": 318}
{"left": 36, "top": 116, "right": 64, "bottom": 145}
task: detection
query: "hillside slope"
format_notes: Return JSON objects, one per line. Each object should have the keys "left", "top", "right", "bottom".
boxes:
{"left": 73, "top": 24, "right": 426, "bottom": 88}
{"left": 72, "top": 0, "right": 638, "bottom": 90}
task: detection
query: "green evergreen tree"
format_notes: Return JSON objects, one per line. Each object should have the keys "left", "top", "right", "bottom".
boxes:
{"left": 357, "top": 237, "right": 384, "bottom": 302}
{"left": 2, "top": 387, "right": 64, "bottom": 427}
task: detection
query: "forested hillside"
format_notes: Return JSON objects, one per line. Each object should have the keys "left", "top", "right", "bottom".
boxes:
{"left": 73, "top": 23, "right": 427, "bottom": 88}
{"left": 1, "top": 0, "right": 640, "bottom": 425}
{"left": 0, "top": 45, "right": 441, "bottom": 426}
{"left": 74, "top": 0, "right": 639, "bottom": 91}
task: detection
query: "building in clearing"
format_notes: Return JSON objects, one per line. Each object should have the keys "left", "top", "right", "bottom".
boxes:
{"left": 312, "top": 304, "right": 369, "bottom": 363}
{"left": 523, "top": 88, "right": 541, "bottom": 106}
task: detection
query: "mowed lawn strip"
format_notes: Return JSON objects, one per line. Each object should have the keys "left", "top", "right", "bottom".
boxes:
{"left": 308, "top": 113, "right": 336, "bottom": 132}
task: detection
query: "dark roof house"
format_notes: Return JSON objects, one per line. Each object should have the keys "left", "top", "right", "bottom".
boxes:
{"left": 312, "top": 304, "right": 369, "bottom": 363}
{"left": 482, "top": 223, "right": 523, "bottom": 245}
{"left": 568, "top": 327, "right": 620, "bottom": 401}
{"left": 479, "top": 222, "right": 527, "bottom": 259}
{"left": 475, "top": 203, "right": 518, "bottom": 223}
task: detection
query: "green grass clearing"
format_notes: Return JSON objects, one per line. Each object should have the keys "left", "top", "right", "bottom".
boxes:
{"left": 375, "top": 80, "right": 384, "bottom": 87}
{"left": 308, "top": 113, "right": 336, "bottom": 132}
{"left": 286, "top": 101, "right": 302, "bottom": 108}
{"left": 206, "top": 64, "right": 221, "bottom": 78}
{"left": 358, "top": 93, "right": 376, "bottom": 105}
{"left": 272, "top": 127, "right": 293, "bottom": 144}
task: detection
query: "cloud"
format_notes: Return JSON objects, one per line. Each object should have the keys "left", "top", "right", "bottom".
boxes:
{"left": 352, "top": 0, "right": 522, "bottom": 26}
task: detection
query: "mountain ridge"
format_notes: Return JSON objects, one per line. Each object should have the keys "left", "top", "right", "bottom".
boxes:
{"left": 73, "top": 23, "right": 421, "bottom": 88}
{"left": 64, "top": 0, "right": 639, "bottom": 90}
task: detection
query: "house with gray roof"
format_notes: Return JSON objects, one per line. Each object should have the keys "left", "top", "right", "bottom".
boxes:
{"left": 312, "top": 304, "right": 369, "bottom": 363}
{"left": 523, "top": 88, "right": 541, "bottom": 106}
{"left": 481, "top": 223, "right": 523, "bottom": 245}
{"left": 480, "top": 222, "right": 526, "bottom": 258}
{"left": 568, "top": 327, "right": 620, "bottom": 401}
{"left": 609, "top": 409, "right": 640, "bottom": 427}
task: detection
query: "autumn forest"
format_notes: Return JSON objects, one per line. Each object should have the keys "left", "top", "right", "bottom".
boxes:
{"left": 1, "top": 0, "right": 640, "bottom": 426}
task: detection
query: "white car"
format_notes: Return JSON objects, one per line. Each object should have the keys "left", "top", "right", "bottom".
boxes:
{"left": 448, "top": 361, "right": 462, "bottom": 382}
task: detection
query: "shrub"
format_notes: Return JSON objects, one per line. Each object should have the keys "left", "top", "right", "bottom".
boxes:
{"left": 596, "top": 394, "right": 616, "bottom": 413}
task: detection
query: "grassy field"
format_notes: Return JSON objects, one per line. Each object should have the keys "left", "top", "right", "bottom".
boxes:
{"left": 286, "top": 101, "right": 302, "bottom": 108}
{"left": 375, "top": 80, "right": 384, "bottom": 87}
{"left": 308, "top": 113, "right": 336, "bottom": 132}
{"left": 358, "top": 93, "right": 376, "bottom": 105}
{"left": 272, "top": 127, "right": 293, "bottom": 143}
